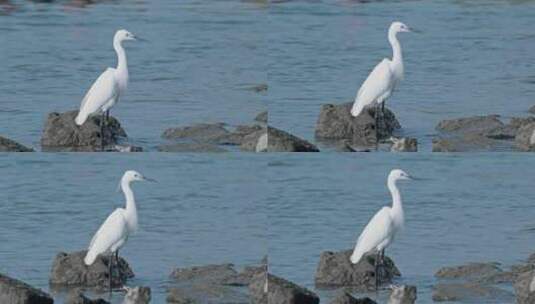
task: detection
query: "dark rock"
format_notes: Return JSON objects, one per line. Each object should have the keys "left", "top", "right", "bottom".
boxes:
{"left": 435, "top": 262, "right": 502, "bottom": 280}
{"left": 515, "top": 122, "right": 535, "bottom": 151}
{"left": 267, "top": 273, "right": 319, "bottom": 304}
{"left": 49, "top": 250, "right": 134, "bottom": 288}
{"left": 157, "top": 142, "right": 227, "bottom": 153}
{"left": 65, "top": 290, "right": 109, "bottom": 304}
{"left": 161, "top": 123, "right": 236, "bottom": 145}
{"left": 329, "top": 291, "right": 377, "bottom": 304}
{"left": 240, "top": 127, "right": 267, "bottom": 152}
{"left": 228, "top": 124, "right": 264, "bottom": 146}
{"left": 222, "top": 264, "right": 267, "bottom": 286}
{"left": 315, "top": 102, "right": 401, "bottom": 146}
{"left": 314, "top": 249, "right": 400, "bottom": 290}
{"left": 514, "top": 270, "right": 535, "bottom": 304}
{"left": 0, "top": 136, "right": 33, "bottom": 152}
{"left": 432, "top": 282, "right": 512, "bottom": 302}
{"left": 336, "top": 140, "right": 358, "bottom": 152}
{"left": 170, "top": 264, "right": 239, "bottom": 285}
{"left": 529, "top": 105, "right": 535, "bottom": 115}
{"left": 255, "top": 111, "right": 268, "bottom": 123}
{"left": 436, "top": 115, "right": 505, "bottom": 135}
{"left": 249, "top": 271, "right": 267, "bottom": 304}
{"left": 0, "top": 273, "right": 53, "bottom": 304}
{"left": 388, "top": 285, "right": 416, "bottom": 304}
{"left": 268, "top": 126, "right": 319, "bottom": 152}
{"left": 41, "top": 110, "right": 127, "bottom": 151}
{"left": 390, "top": 137, "right": 417, "bottom": 152}
{"left": 166, "top": 288, "right": 197, "bottom": 303}
{"left": 432, "top": 134, "right": 500, "bottom": 152}
{"left": 123, "top": 286, "right": 151, "bottom": 304}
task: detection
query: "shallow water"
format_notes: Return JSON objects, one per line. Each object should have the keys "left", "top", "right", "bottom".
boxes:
{"left": 268, "top": 0, "right": 535, "bottom": 151}
{"left": 267, "top": 153, "right": 535, "bottom": 303}
{"left": 0, "top": 0, "right": 266, "bottom": 151}
{"left": 0, "top": 153, "right": 267, "bottom": 303}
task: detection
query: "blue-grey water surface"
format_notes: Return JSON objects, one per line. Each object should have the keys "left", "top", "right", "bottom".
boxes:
{"left": 0, "top": 0, "right": 266, "bottom": 150}
{"left": 269, "top": 0, "right": 535, "bottom": 151}
{"left": 268, "top": 153, "right": 535, "bottom": 303}
{"left": 0, "top": 153, "right": 267, "bottom": 303}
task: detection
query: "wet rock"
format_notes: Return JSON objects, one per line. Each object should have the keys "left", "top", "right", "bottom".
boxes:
{"left": 222, "top": 264, "right": 267, "bottom": 287}
{"left": 388, "top": 285, "right": 417, "bottom": 304}
{"left": 170, "top": 264, "right": 239, "bottom": 285}
{"left": 65, "top": 290, "right": 109, "bottom": 304}
{"left": 123, "top": 286, "right": 151, "bottom": 304}
{"left": 161, "top": 123, "right": 236, "bottom": 145}
{"left": 515, "top": 122, "right": 535, "bottom": 151}
{"left": 432, "top": 135, "right": 499, "bottom": 152}
{"left": 0, "top": 136, "right": 33, "bottom": 152}
{"left": 228, "top": 124, "right": 264, "bottom": 145}
{"left": 240, "top": 127, "right": 267, "bottom": 152}
{"left": 315, "top": 102, "right": 401, "bottom": 147}
{"left": 432, "top": 282, "right": 512, "bottom": 302}
{"left": 390, "top": 137, "right": 417, "bottom": 152}
{"left": 112, "top": 145, "right": 143, "bottom": 152}
{"left": 529, "top": 105, "right": 535, "bottom": 115}
{"left": 49, "top": 250, "right": 134, "bottom": 288}
{"left": 157, "top": 142, "right": 227, "bottom": 153}
{"left": 249, "top": 271, "right": 267, "bottom": 304}
{"left": 41, "top": 110, "right": 127, "bottom": 151}
{"left": 268, "top": 126, "right": 319, "bottom": 152}
{"left": 435, "top": 262, "right": 502, "bottom": 280}
{"left": 167, "top": 284, "right": 248, "bottom": 304}
{"left": 255, "top": 111, "right": 268, "bottom": 123}
{"left": 336, "top": 140, "right": 358, "bottom": 152}
{"left": 436, "top": 115, "right": 505, "bottom": 136}
{"left": 0, "top": 273, "right": 53, "bottom": 304}
{"left": 314, "top": 249, "right": 400, "bottom": 290}
{"left": 329, "top": 291, "right": 377, "bottom": 304}
{"left": 256, "top": 133, "right": 268, "bottom": 152}
{"left": 514, "top": 270, "right": 535, "bottom": 304}
{"left": 166, "top": 288, "right": 197, "bottom": 303}
{"left": 267, "top": 273, "right": 319, "bottom": 304}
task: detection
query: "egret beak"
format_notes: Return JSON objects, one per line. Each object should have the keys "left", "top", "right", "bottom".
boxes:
{"left": 409, "top": 27, "right": 422, "bottom": 33}
{"left": 408, "top": 175, "right": 426, "bottom": 181}
{"left": 143, "top": 176, "right": 157, "bottom": 183}
{"left": 134, "top": 36, "right": 148, "bottom": 42}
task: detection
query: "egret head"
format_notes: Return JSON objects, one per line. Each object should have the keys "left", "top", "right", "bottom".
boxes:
{"left": 390, "top": 21, "right": 411, "bottom": 34}
{"left": 115, "top": 29, "right": 137, "bottom": 42}
{"left": 122, "top": 170, "right": 157, "bottom": 183}
{"left": 389, "top": 169, "right": 412, "bottom": 181}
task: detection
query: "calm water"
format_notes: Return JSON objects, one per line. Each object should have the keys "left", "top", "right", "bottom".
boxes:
{"left": 269, "top": 0, "right": 535, "bottom": 151}
{"left": 0, "top": 0, "right": 266, "bottom": 151}
{"left": 0, "top": 153, "right": 267, "bottom": 303}
{"left": 267, "top": 153, "right": 535, "bottom": 303}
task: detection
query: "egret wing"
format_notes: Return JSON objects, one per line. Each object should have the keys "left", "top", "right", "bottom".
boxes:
{"left": 85, "top": 208, "right": 127, "bottom": 265}
{"left": 79, "top": 68, "right": 118, "bottom": 116}
{"left": 355, "top": 59, "right": 393, "bottom": 107}
{"left": 351, "top": 207, "right": 393, "bottom": 263}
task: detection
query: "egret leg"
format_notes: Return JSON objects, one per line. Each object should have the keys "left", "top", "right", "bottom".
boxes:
{"left": 100, "top": 113, "right": 106, "bottom": 151}
{"left": 375, "top": 251, "right": 380, "bottom": 290}
{"left": 115, "top": 250, "right": 123, "bottom": 288}
{"left": 108, "top": 252, "right": 113, "bottom": 296}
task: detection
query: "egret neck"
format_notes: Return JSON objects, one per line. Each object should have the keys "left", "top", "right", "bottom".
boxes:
{"left": 121, "top": 177, "right": 138, "bottom": 233}
{"left": 388, "top": 27, "right": 404, "bottom": 81}
{"left": 113, "top": 37, "right": 129, "bottom": 92}
{"left": 387, "top": 174, "right": 404, "bottom": 229}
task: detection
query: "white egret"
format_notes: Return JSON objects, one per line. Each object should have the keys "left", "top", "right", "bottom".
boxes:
{"left": 350, "top": 169, "right": 412, "bottom": 289}
{"left": 75, "top": 29, "right": 137, "bottom": 127}
{"left": 351, "top": 22, "right": 413, "bottom": 125}
{"left": 84, "top": 170, "right": 156, "bottom": 292}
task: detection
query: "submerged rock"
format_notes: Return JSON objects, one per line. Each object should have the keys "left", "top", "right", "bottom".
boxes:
{"left": 65, "top": 289, "right": 109, "bottom": 304}
{"left": 41, "top": 110, "right": 127, "bottom": 152}
{"left": 314, "top": 249, "right": 400, "bottom": 290}
{"left": 315, "top": 102, "right": 401, "bottom": 147}
{"left": 432, "top": 282, "right": 512, "bottom": 302}
{"left": 435, "top": 262, "right": 503, "bottom": 280}
{"left": 268, "top": 126, "right": 319, "bottom": 152}
{"left": 389, "top": 137, "right": 417, "bottom": 152}
{"left": 0, "top": 136, "right": 33, "bottom": 152}
{"left": 266, "top": 273, "right": 319, "bottom": 304}
{"left": 0, "top": 273, "right": 53, "bottom": 304}
{"left": 49, "top": 250, "right": 134, "bottom": 289}
{"left": 432, "top": 135, "right": 499, "bottom": 152}
{"left": 329, "top": 291, "right": 377, "bottom": 304}
{"left": 123, "top": 286, "right": 151, "bottom": 304}
{"left": 436, "top": 115, "right": 505, "bottom": 136}
{"left": 388, "top": 285, "right": 417, "bottom": 304}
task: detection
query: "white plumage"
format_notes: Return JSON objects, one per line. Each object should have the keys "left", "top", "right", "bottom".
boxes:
{"left": 75, "top": 29, "right": 137, "bottom": 126}
{"left": 351, "top": 22, "right": 412, "bottom": 118}
{"left": 350, "top": 169, "right": 412, "bottom": 266}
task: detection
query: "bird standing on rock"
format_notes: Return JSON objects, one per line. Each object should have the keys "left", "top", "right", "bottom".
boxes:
{"left": 351, "top": 22, "right": 413, "bottom": 129}
{"left": 84, "top": 170, "right": 156, "bottom": 294}
{"left": 350, "top": 169, "right": 413, "bottom": 289}
{"left": 75, "top": 29, "right": 138, "bottom": 129}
